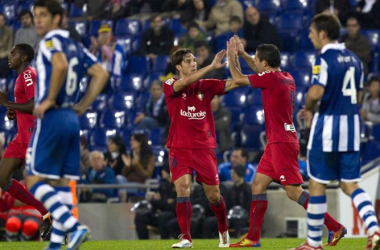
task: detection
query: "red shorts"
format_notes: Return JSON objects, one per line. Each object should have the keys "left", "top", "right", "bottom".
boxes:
{"left": 257, "top": 142, "right": 303, "bottom": 186}
{"left": 169, "top": 147, "right": 219, "bottom": 185}
{"left": 3, "top": 137, "right": 28, "bottom": 161}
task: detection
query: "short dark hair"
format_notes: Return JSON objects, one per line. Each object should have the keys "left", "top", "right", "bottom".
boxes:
{"left": 150, "top": 13, "right": 161, "bottom": 23}
{"left": 80, "top": 135, "right": 88, "bottom": 148}
{"left": 368, "top": 76, "right": 380, "bottom": 86}
{"left": 34, "top": 0, "right": 64, "bottom": 25}
{"left": 15, "top": 43, "right": 34, "bottom": 62}
{"left": 256, "top": 44, "right": 281, "bottom": 68}
{"left": 229, "top": 16, "right": 242, "bottom": 24}
{"left": 194, "top": 41, "right": 209, "bottom": 50}
{"left": 18, "top": 9, "right": 33, "bottom": 21}
{"left": 234, "top": 148, "right": 248, "bottom": 159}
{"left": 311, "top": 13, "right": 341, "bottom": 41}
{"left": 171, "top": 48, "right": 193, "bottom": 66}
{"left": 188, "top": 22, "right": 199, "bottom": 30}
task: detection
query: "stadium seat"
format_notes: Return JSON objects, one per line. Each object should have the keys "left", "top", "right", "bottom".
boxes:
{"left": 246, "top": 88, "right": 262, "bottom": 106}
{"left": 278, "top": 30, "right": 299, "bottom": 52}
{"left": 79, "top": 110, "right": 98, "bottom": 130}
{"left": 136, "top": 91, "right": 150, "bottom": 111}
{"left": 120, "top": 128, "right": 133, "bottom": 148}
{"left": 268, "top": 14, "right": 278, "bottom": 27}
{"left": 125, "top": 56, "right": 150, "bottom": 75}
{"left": 152, "top": 55, "right": 169, "bottom": 74}
{"left": 361, "top": 30, "right": 380, "bottom": 48}
{"left": 12, "top": 21, "right": 21, "bottom": 32}
{"left": 69, "top": 3, "right": 86, "bottom": 18}
{"left": 92, "top": 93, "right": 107, "bottom": 111}
{"left": 372, "top": 124, "right": 380, "bottom": 141}
{"left": 292, "top": 51, "right": 316, "bottom": 70}
{"left": 370, "top": 50, "right": 379, "bottom": 75}
{"left": 169, "top": 18, "right": 187, "bottom": 37}
{"left": 240, "top": 124, "right": 263, "bottom": 150}
{"left": 143, "top": 73, "right": 162, "bottom": 89}
{"left": 255, "top": 0, "right": 282, "bottom": 15}
{"left": 2, "top": 3, "right": 17, "bottom": 24}
{"left": 280, "top": 52, "right": 291, "bottom": 71}
{"left": 283, "top": 0, "right": 310, "bottom": 13}
{"left": 115, "top": 19, "right": 141, "bottom": 36}
{"left": 116, "top": 35, "right": 134, "bottom": 56}
{"left": 151, "top": 145, "right": 167, "bottom": 166}
{"left": 0, "top": 112, "right": 14, "bottom": 131}
{"left": 221, "top": 86, "right": 251, "bottom": 108}
{"left": 17, "top": 2, "right": 33, "bottom": 14}
{"left": 90, "top": 128, "right": 118, "bottom": 147}
{"left": 99, "top": 109, "right": 126, "bottom": 129}
{"left": 242, "top": 106, "right": 265, "bottom": 125}
{"left": 238, "top": 56, "right": 254, "bottom": 75}
{"left": 149, "top": 128, "right": 164, "bottom": 146}
{"left": 290, "top": 70, "right": 311, "bottom": 88}
{"left": 116, "top": 74, "right": 145, "bottom": 92}
{"left": 109, "top": 91, "right": 137, "bottom": 110}
{"left": 277, "top": 13, "right": 304, "bottom": 31}
{"left": 80, "top": 129, "right": 91, "bottom": 141}
{"left": 362, "top": 141, "right": 380, "bottom": 165}
{"left": 88, "top": 20, "right": 113, "bottom": 36}
{"left": 294, "top": 86, "right": 307, "bottom": 108}
{"left": 227, "top": 107, "right": 243, "bottom": 132}
{"left": 298, "top": 31, "right": 315, "bottom": 51}
{"left": 348, "top": 0, "right": 360, "bottom": 8}
{"left": 69, "top": 21, "right": 86, "bottom": 37}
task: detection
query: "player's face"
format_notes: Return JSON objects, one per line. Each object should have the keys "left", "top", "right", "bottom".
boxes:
{"left": 308, "top": 23, "right": 322, "bottom": 50}
{"left": 253, "top": 52, "right": 265, "bottom": 72}
{"left": 178, "top": 53, "right": 197, "bottom": 77}
{"left": 34, "top": 7, "right": 60, "bottom": 36}
{"left": 8, "top": 47, "right": 23, "bottom": 69}
{"left": 231, "top": 150, "right": 246, "bottom": 167}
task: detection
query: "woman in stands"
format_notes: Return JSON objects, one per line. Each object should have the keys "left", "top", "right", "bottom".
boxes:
{"left": 104, "top": 136, "right": 127, "bottom": 176}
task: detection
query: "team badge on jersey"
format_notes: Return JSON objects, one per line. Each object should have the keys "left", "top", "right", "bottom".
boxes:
{"left": 312, "top": 65, "right": 321, "bottom": 74}
{"left": 197, "top": 92, "right": 204, "bottom": 101}
{"left": 45, "top": 40, "right": 54, "bottom": 49}
{"left": 165, "top": 78, "right": 174, "bottom": 85}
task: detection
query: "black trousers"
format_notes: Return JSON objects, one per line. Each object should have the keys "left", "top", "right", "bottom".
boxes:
{"left": 134, "top": 211, "right": 176, "bottom": 239}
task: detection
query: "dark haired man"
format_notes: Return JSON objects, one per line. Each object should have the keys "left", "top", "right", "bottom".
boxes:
{"left": 291, "top": 13, "right": 380, "bottom": 250}
{"left": 226, "top": 36, "right": 344, "bottom": 248}
{"left": 14, "top": 10, "right": 40, "bottom": 52}
{"left": 164, "top": 48, "right": 245, "bottom": 248}
{"left": 0, "top": 43, "right": 52, "bottom": 239}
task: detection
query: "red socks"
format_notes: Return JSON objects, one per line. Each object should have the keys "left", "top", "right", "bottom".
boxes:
{"left": 210, "top": 196, "right": 228, "bottom": 233}
{"left": 246, "top": 194, "right": 268, "bottom": 241}
{"left": 176, "top": 197, "right": 192, "bottom": 241}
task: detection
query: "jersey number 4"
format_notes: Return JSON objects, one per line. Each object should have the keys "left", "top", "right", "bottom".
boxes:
{"left": 342, "top": 66, "right": 357, "bottom": 104}
{"left": 66, "top": 57, "right": 79, "bottom": 96}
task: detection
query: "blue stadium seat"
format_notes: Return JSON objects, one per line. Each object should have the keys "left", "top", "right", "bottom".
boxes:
{"left": 137, "top": 91, "right": 150, "bottom": 111}
{"left": 69, "top": 3, "right": 86, "bottom": 18}
{"left": 0, "top": 78, "right": 7, "bottom": 92}
{"left": 116, "top": 35, "right": 134, "bottom": 56}
{"left": 362, "top": 141, "right": 380, "bottom": 165}
{"left": 242, "top": 106, "right": 265, "bottom": 125}
{"left": 12, "top": 21, "right": 21, "bottom": 32}
{"left": 80, "top": 129, "right": 91, "bottom": 142}
{"left": 99, "top": 109, "right": 126, "bottom": 129}
{"left": 143, "top": 73, "right": 162, "bottom": 90}
{"left": 278, "top": 30, "right": 299, "bottom": 52}
{"left": 348, "top": 0, "right": 360, "bottom": 8}
{"left": 294, "top": 86, "right": 307, "bottom": 108}
{"left": 255, "top": 0, "right": 282, "bottom": 15}
{"left": 268, "top": 14, "right": 278, "bottom": 27}
{"left": 372, "top": 124, "right": 380, "bottom": 141}
{"left": 2, "top": 3, "right": 17, "bottom": 24}
{"left": 169, "top": 18, "right": 187, "bottom": 37}
{"left": 151, "top": 145, "right": 167, "bottom": 166}
{"left": 125, "top": 56, "right": 150, "bottom": 75}
{"left": 370, "top": 50, "right": 379, "bottom": 74}
{"left": 240, "top": 124, "right": 263, "bottom": 150}
{"left": 149, "top": 128, "right": 164, "bottom": 146}
{"left": 361, "top": 30, "right": 380, "bottom": 48}
{"left": 0, "top": 112, "right": 14, "bottom": 131}
{"left": 238, "top": 56, "right": 254, "bottom": 75}
{"left": 227, "top": 107, "right": 243, "bottom": 132}
{"left": 69, "top": 21, "right": 86, "bottom": 37}
{"left": 92, "top": 93, "right": 107, "bottom": 111}
{"left": 246, "top": 88, "right": 262, "bottom": 106}
{"left": 239, "top": 0, "right": 254, "bottom": 9}
{"left": 277, "top": 13, "right": 304, "bottom": 31}
{"left": 79, "top": 110, "right": 98, "bottom": 130}
{"left": 290, "top": 70, "right": 311, "bottom": 88}
{"left": 292, "top": 51, "right": 316, "bottom": 70}
{"left": 120, "top": 128, "right": 133, "bottom": 148}
{"left": 17, "top": 2, "right": 33, "bottom": 14}
{"left": 90, "top": 128, "right": 119, "bottom": 147}
{"left": 282, "top": 0, "right": 310, "bottom": 13}
{"left": 298, "top": 31, "right": 314, "bottom": 51}
{"left": 116, "top": 74, "right": 145, "bottom": 92}
{"left": 109, "top": 91, "right": 137, "bottom": 110}
{"left": 280, "top": 52, "right": 291, "bottom": 71}
{"left": 221, "top": 86, "right": 251, "bottom": 108}
{"left": 152, "top": 55, "right": 169, "bottom": 74}
{"left": 115, "top": 19, "right": 141, "bottom": 36}
{"left": 88, "top": 20, "right": 113, "bottom": 36}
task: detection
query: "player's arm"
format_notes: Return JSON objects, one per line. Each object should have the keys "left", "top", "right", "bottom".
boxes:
{"left": 173, "top": 50, "right": 227, "bottom": 93}
{"left": 0, "top": 91, "right": 34, "bottom": 114}
{"left": 305, "top": 85, "right": 325, "bottom": 112}
{"left": 73, "top": 63, "right": 109, "bottom": 116}
{"left": 234, "top": 35, "right": 258, "bottom": 73}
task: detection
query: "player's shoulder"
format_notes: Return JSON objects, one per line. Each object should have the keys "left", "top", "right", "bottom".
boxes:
{"left": 164, "top": 78, "right": 177, "bottom": 86}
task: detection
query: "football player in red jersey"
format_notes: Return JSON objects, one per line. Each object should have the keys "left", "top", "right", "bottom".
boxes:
{"left": 164, "top": 48, "right": 246, "bottom": 248}
{"left": 226, "top": 37, "right": 345, "bottom": 248}
{"left": 0, "top": 44, "right": 51, "bottom": 239}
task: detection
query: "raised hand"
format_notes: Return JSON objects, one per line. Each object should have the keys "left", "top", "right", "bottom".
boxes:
{"left": 227, "top": 37, "right": 238, "bottom": 58}
{"left": 234, "top": 35, "right": 245, "bottom": 56}
{"left": 211, "top": 50, "right": 227, "bottom": 69}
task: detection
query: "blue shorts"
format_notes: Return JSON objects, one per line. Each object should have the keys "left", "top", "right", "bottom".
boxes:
{"left": 307, "top": 150, "right": 361, "bottom": 184}
{"left": 26, "top": 109, "right": 80, "bottom": 180}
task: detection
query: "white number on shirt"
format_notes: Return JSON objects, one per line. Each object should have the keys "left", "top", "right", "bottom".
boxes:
{"left": 66, "top": 57, "right": 79, "bottom": 96}
{"left": 342, "top": 66, "right": 357, "bottom": 104}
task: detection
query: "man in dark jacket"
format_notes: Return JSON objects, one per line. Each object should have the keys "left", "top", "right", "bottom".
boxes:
{"left": 242, "top": 7, "right": 282, "bottom": 53}
{"left": 212, "top": 95, "right": 233, "bottom": 153}
{"left": 195, "top": 41, "right": 224, "bottom": 80}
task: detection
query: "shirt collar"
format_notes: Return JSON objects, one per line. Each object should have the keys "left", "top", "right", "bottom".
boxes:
{"left": 321, "top": 43, "right": 345, "bottom": 54}
{"left": 44, "top": 29, "right": 69, "bottom": 40}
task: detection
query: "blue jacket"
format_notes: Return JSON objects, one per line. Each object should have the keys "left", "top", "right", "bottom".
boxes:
{"left": 218, "top": 162, "right": 257, "bottom": 183}
{"left": 80, "top": 166, "right": 116, "bottom": 198}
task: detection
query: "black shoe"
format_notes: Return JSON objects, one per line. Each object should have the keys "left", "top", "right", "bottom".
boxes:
{"left": 41, "top": 213, "right": 52, "bottom": 239}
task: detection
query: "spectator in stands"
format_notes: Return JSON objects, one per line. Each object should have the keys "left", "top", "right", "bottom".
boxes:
{"left": 0, "top": 13, "right": 13, "bottom": 78}
{"left": 361, "top": 77, "right": 380, "bottom": 124}
{"left": 119, "top": 133, "right": 155, "bottom": 184}
{"left": 218, "top": 148, "right": 256, "bottom": 183}
{"left": 61, "top": 9, "right": 81, "bottom": 42}
{"left": 194, "top": 41, "right": 224, "bottom": 79}
{"left": 14, "top": 10, "right": 40, "bottom": 52}
{"left": 79, "top": 151, "right": 116, "bottom": 203}
{"left": 134, "top": 80, "right": 168, "bottom": 130}
{"left": 89, "top": 24, "right": 125, "bottom": 79}
{"left": 214, "top": 16, "right": 243, "bottom": 53}
{"left": 74, "top": 0, "right": 109, "bottom": 21}
{"left": 134, "top": 163, "right": 177, "bottom": 239}
{"left": 198, "top": 0, "right": 243, "bottom": 36}
{"left": 341, "top": 16, "right": 372, "bottom": 75}
{"left": 80, "top": 136, "right": 91, "bottom": 174}
{"left": 354, "top": 0, "right": 380, "bottom": 29}
{"left": 181, "top": 22, "right": 207, "bottom": 52}
{"left": 212, "top": 95, "right": 233, "bottom": 153}
{"left": 162, "top": 0, "right": 192, "bottom": 17}
{"left": 242, "top": 6, "right": 282, "bottom": 53}
{"left": 139, "top": 14, "right": 175, "bottom": 61}
{"left": 181, "top": 0, "right": 211, "bottom": 24}
{"left": 104, "top": 136, "right": 127, "bottom": 176}
{"left": 315, "top": 0, "right": 351, "bottom": 25}
{"left": 106, "top": 0, "right": 129, "bottom": 20}
{"left": 129, "top": 0, "right": 162, "bottom": 18}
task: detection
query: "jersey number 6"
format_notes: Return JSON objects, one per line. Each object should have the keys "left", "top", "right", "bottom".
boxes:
{"left": 66, "top": 57, "right": 79, "bottom": 96}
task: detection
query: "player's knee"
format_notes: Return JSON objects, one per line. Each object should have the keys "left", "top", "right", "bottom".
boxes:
{"left": 175, "top": 184, "right": 191, "bottom": 197}
{"left": 340, "top": 182, "right": 357, "bottom": 196}
{"left": 6, "top": 216, "right": 22, "bottom": 233}
{"left": 0, "top": 175, "right": 10, "bottom": 188}
{"left": 206, "top": 189, "right": 221, "bottom": 203}
{"left": 251, "top": 181, "right": 265, "bottom": 194}
{"left": 22, "top": 219, "right": 39, "bottom": 240}
{"left": 285, "top": 189, "right": 299, "bottom": 202}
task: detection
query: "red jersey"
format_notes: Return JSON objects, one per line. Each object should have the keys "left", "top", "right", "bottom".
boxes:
{"left": 164, "top": 78, "right": 226, "bottom": 148}
{"left": 248, "top": 71, "right": 298, "bottom": 144}
{"left": 14, "top": 66, "right": 35, "bottom": 143}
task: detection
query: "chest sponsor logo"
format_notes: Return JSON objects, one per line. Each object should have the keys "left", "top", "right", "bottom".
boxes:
{"left": 180, "top": 106, "right": 206, "bottom": 120}
{"left": 197, "top": 92, "right": 204, "bottom": 101}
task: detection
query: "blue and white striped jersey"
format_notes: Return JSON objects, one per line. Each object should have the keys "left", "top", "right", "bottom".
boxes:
{"left": 35, "top": 29, "right": 98, "bottom": 108}
{"left": 307, "top": 43, "right": 363, "bottom": 152}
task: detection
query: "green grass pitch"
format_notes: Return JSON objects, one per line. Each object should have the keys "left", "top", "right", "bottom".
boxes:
{"left": 0, "top": 238, "right": 368, "bottom": 250}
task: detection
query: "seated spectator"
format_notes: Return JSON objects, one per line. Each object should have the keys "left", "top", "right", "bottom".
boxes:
{"left": 80, "top": 136, "right": 91, "bottom": 174}
{"left": 119, "top": 133, "right": 156, "bottom": 184}
{"left": 361, "top": 77, "right": 380, "bottom": 124}
{"left": 61, "top": 9, "right": 82, "bottom": 42}
{"left": 212, "top": 95, "right": 233, "bottom": 153}
{"left": 198, "top": 0, "right": 243, "bottom": 36}
{"left": 214, "top": 16, "right": 243, "bottom": 53}
{"left": 181, "top": 0, "right": 211, "bottom": 24}
{"left": 218, "top": 148, "right": 256, "bottom": 183}
{"left": 79, "top": 151, "right": 117, "bottom": 203}
{"left": 0, "top": 13, "right": 13, "bottom": 78}
{"left": 315, "top": 0, "right": 351, "bottom": 25}
{"left": 104, "top": 136, "right": 127, "bottom": 176}
{"left": 341, "top": 16, "right": 372, "bottom": 75}
{"left": 134, "top": 80, "right": 168, "bottom": 130}
{"left": 14, "top": 10, "right": 40, "bottom": 52}
{"left": 242, "top": 7, "right": 282, "bottom": 53}
{"left": 195, "top": 41, "right": 224, "bottom": 79}
{"left": 134, "top": 163, "right": 177, "bottom": 239}
{"left": 354, "top": 0, "right": 380, "bottom": 29}
{"left": 181, "top": 22, "right": 207, "bottom": 52}
{"left": 139, "top": 14, "right": 175, "bottom": 61}
{"left": 89, "top": 24, "right": 125, "bottom": 79}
